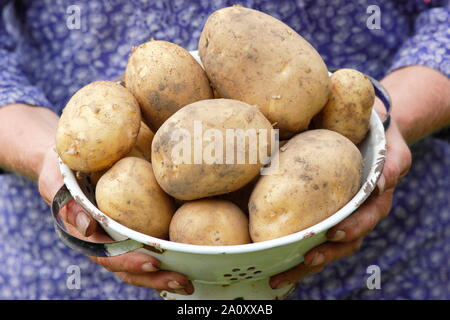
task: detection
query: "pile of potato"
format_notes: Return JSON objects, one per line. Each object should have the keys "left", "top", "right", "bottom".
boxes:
{"left": 56, "top": 6, "right": 374, "bottom": 245}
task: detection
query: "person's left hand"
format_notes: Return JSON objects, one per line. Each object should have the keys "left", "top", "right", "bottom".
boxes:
{"left": 269, "top": 116, "right": 412, "bottom": 290}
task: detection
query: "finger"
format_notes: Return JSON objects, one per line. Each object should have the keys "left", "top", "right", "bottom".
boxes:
{"left": 270, "top": 239, "right": 363, "bottom": 289}
{"left": 326, "top": 189, "right": 394, "bottom": 242}
{"left": 115, "top": 271, "right": 194, "bottom": 295}
{"left": 38, "top": 148, "right": 64, "bottom": 205}
{"left": 61, "top": 199, "right": 97, "bottom": 237}
{"left": 270, "top": 264, "right": 324, "bottom": 289}
{"left": 373, "top": 97, "right": 388, "bottom": 121}
{"left": 38, "top": 148, "right": 97, "bottom": 237}
{"left": 377, "top": 121, "right": 412, "bottom": 194}
{"left": 89, "top": 252, "right": 161, "bottom": 273}
{"left": 303, "top": 238, "right": 363, "bottom": 267}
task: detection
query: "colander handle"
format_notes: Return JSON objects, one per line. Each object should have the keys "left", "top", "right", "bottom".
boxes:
{"left": 328, "top": 68, "right": 391, "bottom": 131}
{"left": 51, "top": 185, "right": 145, "bottom": 257}
{"left": 368, "top": 74, "right": 391, "bottom": 131}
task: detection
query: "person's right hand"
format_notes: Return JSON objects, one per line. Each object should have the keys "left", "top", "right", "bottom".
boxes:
{"left": 38, "top": 146, "right": 194, "bottom": 295}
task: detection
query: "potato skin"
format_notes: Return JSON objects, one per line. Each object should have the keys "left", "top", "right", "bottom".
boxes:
{"left": 95, "top": 157, "right": 174, "bottom": 239}
{"left": 125, "top": 40, "right": 213, "bottom": 131}
{"left": 127, "top": 121, "right": 154, "bottom": 161}
{"left": 314, "top": 69, "right": 375, "bottom": 144}
{"left": 249, "top": 129, "right": 362, "bottom": 242}
{"left": 56, "top": 81, "right": 141, "bottom": 172}
{"left": 151, "top": 99, "right": 274, "bottom": 200}
{"left": 169, "top": 199, "right": 251, "bottom": 245}
{"left": 199, "top": 6, "right": 330, "bottom": 138}
{"left": 88, "top": 122, "right": 153, "bottom": 186}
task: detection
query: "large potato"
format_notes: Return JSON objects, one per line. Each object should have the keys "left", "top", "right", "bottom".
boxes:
{"left": 125, "top": 40, "right": 214, "bottom": 131}
{"left": 56, "top": 81, "right": 141, "bottom": 172}
{"left": 169, "top": 199, "right": 251, "bottom": 245}
{"left": 249, "top": 129, "right": 363, "bottom": 242}
{"left": 314, "top": 69, "right": 375, "bottom": 144}
{"left": 151, "top": 99, "right": 274, "bottom": 200}
{"left": 96, "top": 157, "right": 174, "bottom": 239}
{"left": 199, "top": 6, "right": 330, "bottom": 138}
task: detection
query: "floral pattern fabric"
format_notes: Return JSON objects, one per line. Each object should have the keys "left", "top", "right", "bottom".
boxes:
{"left": 0, "top": 0, "right": 449, "bottom": 299}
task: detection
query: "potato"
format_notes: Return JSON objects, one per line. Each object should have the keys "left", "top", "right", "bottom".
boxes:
{"left": 313, "top": 69, "right": 375, "bottom": 144}
{"left": 95, "top": 157, "right": 174, "bottom": 239}
{"left": 88, "top": 122, "right": 154, "bottom": 186}
{"left": 127, "top": 121, "right": 154, "bottom": 161}
{"left": 56, "top": 81, "right": 141, "bottom": 172}
{"left": 199, "top": 6, "right": 330, "bottom": 138}
{"left": 249, "top": 129, "right": 362, "bottom": 242}
{"left": 151, "top": 98, "right": 274, "bottom": 200}
{"left": 125, "top": 40, "right": 214, "bottom": 131}
{"left": 169, "top": 199, "right": 251, "bottom": 245}
{"left": 126, "top": 148, "right": 148, "bottom": 161}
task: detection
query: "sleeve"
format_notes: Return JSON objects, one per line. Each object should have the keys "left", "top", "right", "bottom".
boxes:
{"left": 387, "top": 4, "right": 450, "bottom": 78}
{"left": 0, "top": 3, "right": 52, "bottom": 109}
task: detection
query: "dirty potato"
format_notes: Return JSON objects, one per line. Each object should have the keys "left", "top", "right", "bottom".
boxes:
{"left": 125, "top": 40, "right": 213, "bottom": 131}
{"left": 199, "top": 6, "right": 330, "bottom": 138}
{"left": 169, "top": 199, "right": 251, "bottom": 245}
{"left": 249, "top": 129, "right": 363, "bottom": 242}
{"left": 95, "top": 157, "right": 175, "bottom": 239}
{"left": 151, "top": 99, "right": 274, "bottom": 200}
{"left": 314, "top": 69, "right": 375, "bottom": 144}
{"left": 56, "top": 81, "right": 141, "bottom": 172}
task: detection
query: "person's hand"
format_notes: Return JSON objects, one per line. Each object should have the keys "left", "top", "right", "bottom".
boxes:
{"left": 38, "top": 147, "right": 194, "bottom": 295}
{"left": 269, "top": 112, "right": 412, "bottom": 290}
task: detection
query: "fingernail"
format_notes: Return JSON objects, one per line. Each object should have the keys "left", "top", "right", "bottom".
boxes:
{"left": 168, "top": 280, "right": 184, "bottom": 290}
{"left": 141, "top": 262, "right": 158, "bottom": 272}
{"left": 309, "top": 252, "right": 324, "bottom": 267}
{"left": 377, "top": 174, "right": 386, "bottom": 195}
{"left": 274, "top": 280, "right": 291, "bottom": 290}
{"left": 329, "top": 230, "right": 346, "bottom": 241}
{"left": 75, "top": 212, "right": 90, "bottom": 236}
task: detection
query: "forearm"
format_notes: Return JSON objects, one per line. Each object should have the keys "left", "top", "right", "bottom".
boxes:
{"left": 380, "top": 66, "right": 450, "bottom": 144}
{"left": 0, "top": 104, "right": 59, "bottom": 180}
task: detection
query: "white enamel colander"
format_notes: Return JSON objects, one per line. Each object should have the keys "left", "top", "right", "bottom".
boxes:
{"left": 51, "top": 51, "right": 389, "bottom": 300}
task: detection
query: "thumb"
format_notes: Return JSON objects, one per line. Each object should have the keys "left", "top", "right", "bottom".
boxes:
{"left": 38, "top": 148, "right": 64, "bottom": 205}
{"left": 62, "top": 200, "right": 97, "bottom": 237}
{"left": 38, "top": 148, "right": 97, "bottom": 237}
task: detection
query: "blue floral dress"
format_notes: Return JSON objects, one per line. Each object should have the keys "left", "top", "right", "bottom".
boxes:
{"left": 0, "top": 0, "right": 449, "bottom": 299}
